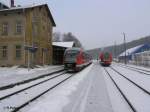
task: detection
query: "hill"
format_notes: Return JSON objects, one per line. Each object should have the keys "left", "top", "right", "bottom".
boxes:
{"left": 87, "top": 35, "right": 150, "bottom": 59}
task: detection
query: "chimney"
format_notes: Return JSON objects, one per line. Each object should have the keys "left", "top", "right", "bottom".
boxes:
{"left": 10, "top": 0, "right": 14, "bottom": 7}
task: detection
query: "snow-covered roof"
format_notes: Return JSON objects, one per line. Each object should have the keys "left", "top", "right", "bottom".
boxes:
{"left": 0, "top": 4, "right": 47, "bottom": 12}
{"left": 0, "top": 4, "right": 56, "bottom": 26}
{"left": 119, "top": 44, "right": 144, "bottom": 57}
{"left": 53, "top": 42, "right": 74, "bottom": 48}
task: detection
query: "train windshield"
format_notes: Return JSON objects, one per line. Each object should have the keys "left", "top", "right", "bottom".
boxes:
{"left": 65, "top": 50, "right": 80, "bottom": 59}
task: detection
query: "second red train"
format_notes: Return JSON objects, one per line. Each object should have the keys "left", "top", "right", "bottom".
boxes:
{"left": 99, "top": 52, "right": 112, "bottom": 66}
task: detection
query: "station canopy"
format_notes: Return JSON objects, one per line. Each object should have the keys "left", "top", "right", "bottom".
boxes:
{"left": 52, "top": 42, "right": 74, "bottom": 48}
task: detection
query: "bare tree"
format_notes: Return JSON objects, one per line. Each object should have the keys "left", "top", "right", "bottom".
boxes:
{"left": 52, "top": 32, "right": 61, "bottom": 42}
{"left": 63, "top": 32, "right": 82, "bottom": 48}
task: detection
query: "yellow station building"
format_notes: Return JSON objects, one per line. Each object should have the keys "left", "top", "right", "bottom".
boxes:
{"left": 0, "top": 4, "right": 56, "bottom": 66}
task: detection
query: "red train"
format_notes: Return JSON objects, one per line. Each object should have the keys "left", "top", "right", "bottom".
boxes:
{"left": 64, "top": 48, "right": 92, "bottom": 72}
{"left": 99, "top": 52, "right": 112, "bottom": 66}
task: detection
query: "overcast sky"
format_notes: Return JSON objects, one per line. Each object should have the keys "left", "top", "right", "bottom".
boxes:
{"left": 2, "top": 0, "right": 150, "bottom": 50}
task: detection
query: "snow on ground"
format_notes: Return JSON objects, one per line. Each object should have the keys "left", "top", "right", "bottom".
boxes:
{"left": 2, "top": 61, "right": 149, "bottom": 112}
{"left": 63, "top": 62, "right": 113, "bottom": 112}
{"left": 115, "top": 62, "right": 150, "bottom": 71}
{"left": 112, "top": 64, "right": 150, "bottom": 92}
{"left": 1, "top": 73, "right": 70, "bottom": 112}
{"left": 0, "top": 65, "right": 63, "bottom": 87}
{"left": 0, "top": 71, "right": 64, "bottom": 98}
{"left": 20, "top": 62, "right": 115, "bottom": 112}
{"left": 106, "top": 67, "right": 150, "bottom": 112}
{"left": 22, "top": 64, "right": 94, "bottom": 112}
{"left": 102, "top": 67, "right": 133, "bottom": 112}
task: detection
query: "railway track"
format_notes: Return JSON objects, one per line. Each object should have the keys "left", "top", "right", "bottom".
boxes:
{"left": 110, "top": 66, "right": 150, "bottom": 95}
{"left": 104, "top": 67, "right": 150, "bottom": 112}
{"left": 0, "top": 71, "right": 75, "bottom": 112}
{"left": 0, "top": 71, "right": 66, "bottom": 101}
{"left": 0, "top": 69, "right": 64, "bottom": 91}
{"left": 104, "top": 68, "right": 136, "bottom": 112}
{"left": 117, "top": 64, "right": 150, "bottom": 75}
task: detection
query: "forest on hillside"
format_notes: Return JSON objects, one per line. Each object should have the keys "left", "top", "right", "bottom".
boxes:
{"left": 87, "top": 35, "right": 150, "bottom": 59}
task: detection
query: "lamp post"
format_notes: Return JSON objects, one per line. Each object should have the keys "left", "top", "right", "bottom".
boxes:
{"left": 123, "top": 32, "right": 127, "bottom": 64}
{"left": 25, "top": 45, "right": 38, "bottom": 71}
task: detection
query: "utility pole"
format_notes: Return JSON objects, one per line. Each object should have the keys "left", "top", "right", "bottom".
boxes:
{"left": 123, "top": 32, "right": 127, "bottom": 64}
{"left": 114, "top": 41, "right": 117, "bottom": 59}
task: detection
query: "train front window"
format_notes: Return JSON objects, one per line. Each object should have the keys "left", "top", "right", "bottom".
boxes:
{"left": 65, "top": 50, "right": 80, "bottom": 59}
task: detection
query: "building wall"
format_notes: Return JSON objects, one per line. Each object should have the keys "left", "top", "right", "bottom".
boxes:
{"left": 0, "top": 11, "right": 25, "bottom": 66}
{"left": 133, "top": 51, "right": 150, "bottom": 66}
{"left": 0, "top": 5, "right": 53, "bottom": 66}
{"left": 24, "top": 6, "right": 53, "bottom": 65}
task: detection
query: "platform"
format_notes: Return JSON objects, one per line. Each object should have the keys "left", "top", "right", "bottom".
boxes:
{"left": 63, "top": 63, "right": 114, "bottom": 112}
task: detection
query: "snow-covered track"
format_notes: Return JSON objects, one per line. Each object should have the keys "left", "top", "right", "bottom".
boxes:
{"left": 117, "top": 64, "right": 150, "bottom": 75}
{"left": 104, "top": 67, "right": 137, "bottom": 112}
{"left": 110, "top": 66, "right": 150, "bottom": 96}
{"left": 0, "top": 72, "right": 75, "bottom": 112}
{"left": 11, "top": 74, "right": 74, "bottom": 112}
{"left": 104, "top": 67, "right": 150, "bottom": 112}
{"left": 0, "top": 72, "right": 66, "bottom": 101}
{"left": 0, "top": 69, "right": 64, "bottom": 91}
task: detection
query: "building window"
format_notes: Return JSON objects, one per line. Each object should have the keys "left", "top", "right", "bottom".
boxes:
{"left": 16, "top": 22, "right": 22, "bottom": 34}
{"left": 1, "top": 46, "right": 8, "bottom": 58}
{"left": 32, "top": 23, "right": 38, "bottom": 36}
{"left": 16, "top": 45, "right": 21, "bottom": 58}
{"left": 2, "top": 22, "right": 8, "bottom": 35}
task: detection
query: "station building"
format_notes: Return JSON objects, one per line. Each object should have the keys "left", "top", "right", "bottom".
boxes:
{"left": 118, "top": 44, "right": 150, "bottom": 62}
{"left": 0, "top": 3, "right": 56, "bottom": 66}
{"left": 133, "top": 50, "right": 150, "bottom": 66}
{"left": 52, "top": 42, "right": 75, "bottom": 65}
